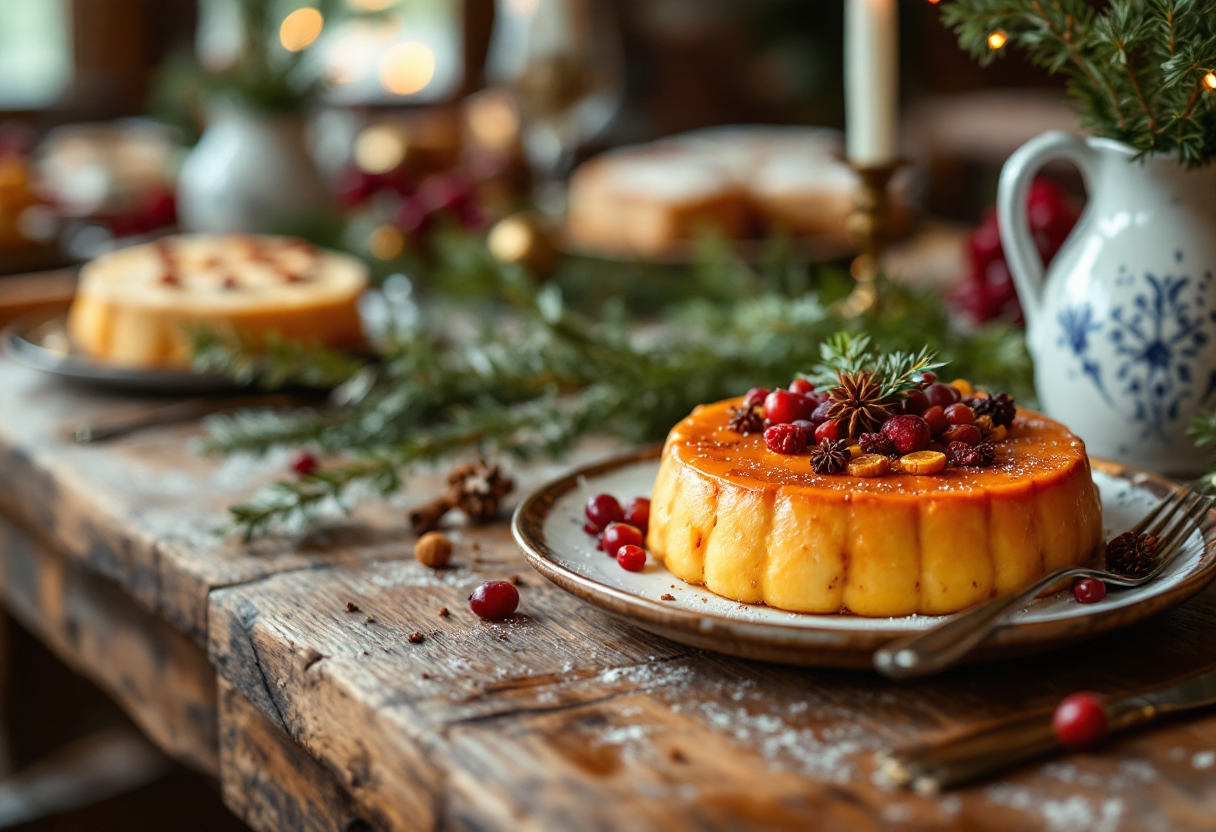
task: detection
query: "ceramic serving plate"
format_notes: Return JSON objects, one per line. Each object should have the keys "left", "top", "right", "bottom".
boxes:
{"left": 1, "top": 309, "right": 241, "bottom": 395}
{"left": 513, "top": 447, "right": 1216, "bottom": 668}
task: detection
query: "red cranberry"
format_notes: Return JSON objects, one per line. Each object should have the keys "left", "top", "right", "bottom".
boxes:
{"left": 291, "top": 451, "right": 319, "bottom": 476}
{"left": 809, "top": 400, "right": 833, "bottom": 426}
{"left": 764, "top": 423, "right": 809, "bottom": 455}
{"left": 624, "top": 497, "right": 650, "bottom": 532}
{"left": 602, "top": 522, "right": 644, "bottom": 557}
{"left": 764, "top": 390, "right": 814, "bottom": 425}
{"left": 582, "top": 522, "right": 600, "bottom": 536}
{"left": 616, "top": 544, "right": 647, "bottom": 572}
{"left": 881, "top": 415, "right": 931, "bottom": 455}
{"left": 1052, "top": 692, "right": 1107, "bottom": 750}
{"left": 945, "top": 403, "right": 976, "bottom": 425}
{"left": 743, "top": 387, "right": 769, "bottom": 409}
{"left": 814, "top": 419, "right": 842, "bottom": 445}
{"left": 943, "top": 424, "right": 982, "bottom": 446}
{"left": 791, "top": 419, "right": 816, "bottom": 433}
{"left": 901, "top": 390, "right": 930, "bottom": 416}
{"left": 788, "top": 378, "right": 815, "bottom": 395}
{"left": 1073, "top": 578, "right": 1107, "bottom": 604}
{"left": 924, "top": 383, "right": 962, "bottom": 408}
{"left": 469, "top": 580, "right": 519, "bottom": 620}
{"left": 922, "top": 406, "right": 948, "bottom": 437}
{"left": 585, "top": 494, "right": 624, "bottom": 532}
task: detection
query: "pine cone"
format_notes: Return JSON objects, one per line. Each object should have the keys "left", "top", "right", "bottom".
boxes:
{"left": 727, "top": 404, "right": 765, "bottom": 435}
{"left": 858, "top": 431, "right": 897, "bottom": 457}
{"left": 1105, "top": 531, "right": 1161, "bottom": 577}
{"left": 809, "top": 439, "right": 850, "bottom": 475}
{"left": 969, "top": 392, "right": 1016, "bottom": 428}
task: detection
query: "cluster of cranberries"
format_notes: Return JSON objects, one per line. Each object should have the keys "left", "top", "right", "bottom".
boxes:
{"left": 755, "top": 374, "right": 995, "bottom": 464}
{"left": 584, "top": 493, "right": 651, "bottom": 572}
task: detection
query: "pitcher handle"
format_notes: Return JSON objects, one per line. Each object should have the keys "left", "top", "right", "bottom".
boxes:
{"left": 997, "top": 131, "right": 1094, "bottom": 329}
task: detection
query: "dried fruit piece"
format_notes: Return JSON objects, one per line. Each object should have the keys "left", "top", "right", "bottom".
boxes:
{"left": 943, "top": 424, "right": 982, "bottom": 446}
{"left": 847, "top": 444, "right": 863, "bottom": 458}
{"left": 950, "top": 378, "right": 974, "bottom": 397}
{"left": 922, "top": 405, "right": 948, "bottom": 437}
{"left": 847, "top": 454, "right": 891, "bottom": 477}
{"left": 764, "top": 423, "right": 809, "bottom": 455}
{"left": 944, "top": 403, "right": 976, "bottom": 426}
{"left": 975, "top": 414, "right": 995, "bottom": 435}
{"left": 898, "top": 450, "right": 947, "bottom": 475}
{"left": 858, "top": 431, "right": 897, "bottom": 457}
{"left": 882, "top": 415, "right": 931, "bottom": 454}
{"left": 988, "top": 424, "right": 1008, "bottom": 442}
{"left": 947, "top": 441, "right": 996, "bottom": 467}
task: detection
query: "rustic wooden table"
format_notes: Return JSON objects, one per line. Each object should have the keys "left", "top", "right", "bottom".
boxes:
{"left": 1, "top": 354, "right": 1216, "bottom": 831}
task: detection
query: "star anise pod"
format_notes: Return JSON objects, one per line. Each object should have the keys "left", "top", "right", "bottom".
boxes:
{"left": 809, "top": 439, "right": 850, "bottom": 475}
{"left": 410, "top": 460, "right": 515, "bottom": 533}
{"left": 858, "top": 431, "right": 898, "bottom": 458}
{"left": 827, "top": 371, "right": 895, "bottom": 438}
{"left": 969, "top": 392, "right": 1017, "bottom": 429}
{"left": 727, "top": 403, "right": 764, "bottom": 435}
{"left": 1105, "top": 531, "right": 1161, "bottom": 577}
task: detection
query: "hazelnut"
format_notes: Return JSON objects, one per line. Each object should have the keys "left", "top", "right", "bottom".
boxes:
{"left": 415, "top": 532, "right": 453, "bottom": 568}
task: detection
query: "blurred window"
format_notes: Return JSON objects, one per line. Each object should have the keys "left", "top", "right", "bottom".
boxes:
{"left": 0, "top": 0, "right": 73, "bottom": 109}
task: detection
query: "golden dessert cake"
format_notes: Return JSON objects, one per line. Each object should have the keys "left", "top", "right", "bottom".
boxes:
{"left": 566, "top": 126, "right": 906, "bottom": 257}
{"left": 68, "top": 234, "right": 367, "bottom": 369}
{"left": 643, "top": 337, "right": 1103, "bottom": 618}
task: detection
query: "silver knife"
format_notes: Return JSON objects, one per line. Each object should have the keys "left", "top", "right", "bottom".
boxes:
{"left": 877, "top": 665, "right": 1216, "bottom": 794}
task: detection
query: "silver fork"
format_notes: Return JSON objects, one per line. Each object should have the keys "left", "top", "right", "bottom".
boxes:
{"left": 873, "top": 487, "right": 1215, "bottom": 679}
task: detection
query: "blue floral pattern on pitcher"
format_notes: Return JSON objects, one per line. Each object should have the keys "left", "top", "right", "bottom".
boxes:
{"left": 1059, "top": 252, "right": 1216, "bottom": 442}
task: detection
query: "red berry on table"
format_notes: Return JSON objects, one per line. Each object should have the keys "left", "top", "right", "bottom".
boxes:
{"left": 585, "top": 493, "right": 624, "bottom": 532}
{"left": 924, "top": 383, "right": 961, "bottom": 408}
{"left": 469, "top": 580, "right": 519, "bottom": 620}
{"left": 814, "top": 419, "right": 842, "bottom": 445}
{"left": 624, "top": 497, "right": 650, "bottom": 531}
{"left": 764, "top": 390, "right": 813, "bottom": 425}
{"left": 882, "top": 415, "right": 931, "bottom": 455}
{"left": 764, "top": 423, "right": 809, "bottom": 455}
{"left": 901, "top": 390, "right": 930, "bottom": 416}
{"left": 602, "top": 522, "right": 644, "bottom": 557}
{"left": 943, "top": 424, "right": 982, "bottom": 446}
{"left": 945, "top": 403, "right": 977, "bottom": 426}
{"left": 922, "top": 406, "right": 948, "bottom": 437}
{"left": 743, "top": 387, "right": 769, "bottom": 409}
{"left": 1073, "top": 578, "right": 1107, "bottom": 604}
{"left": 1052, "top": 692, "right": 1108, "bottom": 750}
{"left": 616, "top": 544, "right": 647, "bottom": 572}
{"left": 291, "top": 451, "right": 319, "bottom": 476}
{"left": 788, "top": 378, "right": 815, "bottom": 395}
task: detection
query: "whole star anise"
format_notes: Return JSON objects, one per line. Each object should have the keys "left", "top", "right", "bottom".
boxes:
{"left": 410, "top": 460, "right": 515, "bottom": 534}
{"left": 809, "top": 439, "right": 850, "bottom": 475}
{"left": 969, "top": 392, "right": 1017, "bottom": 429}
{"left": 1105, "top": 531, "right": 1161, "bottom": 577}
{"left": 727, "top": 403, "right": 764, "bottom": 435}
{"left": 827, "top": 371, "right": 895, "bottom": 438}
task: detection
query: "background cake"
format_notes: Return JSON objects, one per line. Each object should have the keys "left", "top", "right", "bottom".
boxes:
{"left": 67, "top": 234, "right": 367, "bottom": 369}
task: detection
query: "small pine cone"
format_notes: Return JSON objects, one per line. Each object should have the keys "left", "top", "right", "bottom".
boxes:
{"left": 969, "top": 392, "right": 1016, "bottom": 428}
{"left": 810, "top": 439, "right": 850, "bottom": 474}
{"left": 727, "top": 404, "right": 765, "bottom": 435}
{"left": 858, "top": 431, "right": 898, "bottom": 457}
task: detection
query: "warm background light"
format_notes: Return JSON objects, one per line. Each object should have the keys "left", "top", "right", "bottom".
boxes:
{"left": 280, "top": 7, "right": 324, "bottom": 52}
{"left": 988, "top": 30, "right": 1007, "bottom": 50}
{"left": 348, "top": 0, "right": 397, "bottom": 9}
{"left": 1205, "top": 71, "right": 1216, "bottom": 91}
{"left": 354, "top": 124, "right": 408, "bottom": 173}
{"left": 368, "top": 225, "right": 405, "bottom": 259}
{"left": 379, "top": 41, "right": 436, "bottom": 95}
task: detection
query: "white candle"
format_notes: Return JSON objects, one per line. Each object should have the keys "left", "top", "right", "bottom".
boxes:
{"left": 845, "top": 0, "right": 899, "bottom": 166}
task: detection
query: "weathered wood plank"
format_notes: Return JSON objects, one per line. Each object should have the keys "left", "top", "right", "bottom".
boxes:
{"left": 219, "top": 676, "right": 372, "bottom": 832}
{"left": 210, "top": 524, "right": 1216, "bottom": 832}
{"left": 0, "top": 512, "right": 219, "bottom": 773}
{"left": 0, "top": 358, "right": 604, "bottom": 643}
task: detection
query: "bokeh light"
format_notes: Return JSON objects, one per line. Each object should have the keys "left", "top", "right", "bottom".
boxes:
{"left": 280, "top": 8, "right": 324, "bottom": 52}
{"left": 987, "top": 31, "right": 1007, "bottom": 50}
{"left": 1205, "top": 72, "right": 1216, "bottom": 91}
{"left": 378, "top": 41, "right": 436, "bottom": 96}
{"left": 354, "top": 124, "right": 408, "bottom": 174}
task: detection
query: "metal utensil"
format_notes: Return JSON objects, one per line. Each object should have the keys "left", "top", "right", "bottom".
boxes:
{"left": 878, "top": 664, "right": 1216, "bottom": 793}
{"left": 874, "top": 488, "right": 1215, "bottom": 679}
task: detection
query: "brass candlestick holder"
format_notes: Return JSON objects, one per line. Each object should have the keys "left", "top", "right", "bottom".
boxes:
{"left": 840, "top": 161, "right": 905, "bottom": 318}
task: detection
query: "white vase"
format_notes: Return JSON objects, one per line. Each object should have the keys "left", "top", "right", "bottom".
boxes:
{"left": 999, "top": 132, "right": 1216, "bottom": 475}
{"left": 177, "top": 103, "right": 331, "bottom": 234}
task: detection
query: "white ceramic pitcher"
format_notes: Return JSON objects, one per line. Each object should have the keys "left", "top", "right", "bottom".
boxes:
{"left": 998, "top": 131, "right": 1216, "bottom": 475}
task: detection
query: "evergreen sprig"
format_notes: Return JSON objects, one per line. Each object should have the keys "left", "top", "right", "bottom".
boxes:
{"left": 199, "top": 246, "right": 1031, "bottom": 539}
{"left": 806, "top": 333, "right": 945, "bottom": 400}
{"left": 940, "top": 0, "right": 1216, "bottom": 166}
